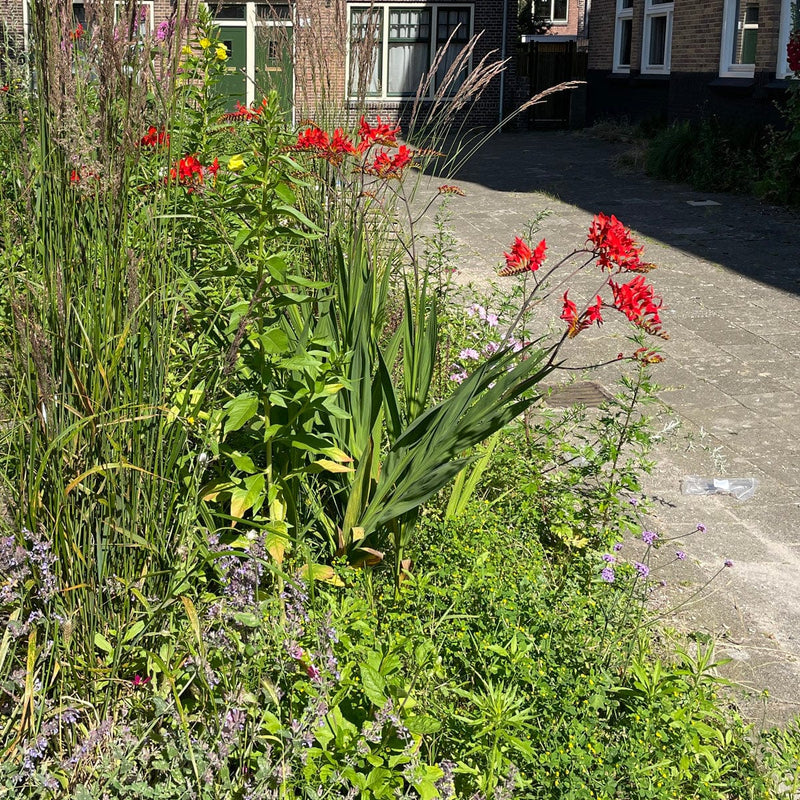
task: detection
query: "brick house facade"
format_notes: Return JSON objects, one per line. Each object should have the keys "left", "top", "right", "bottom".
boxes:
{"left": 521, "top": 0, "right": 587, "bottom": 37}
{"left": 586, "top": 0, "right": 797, "bottom": 125}
{"left": 0, "top": 0, "right": 519, "bottom": 128}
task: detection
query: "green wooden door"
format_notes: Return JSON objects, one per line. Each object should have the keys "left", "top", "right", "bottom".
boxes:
{"left": 216, "top": 26, "right": 248, "bottom": 109}
{"left": 255, "top": 26, "right": 293, "bottom": 114}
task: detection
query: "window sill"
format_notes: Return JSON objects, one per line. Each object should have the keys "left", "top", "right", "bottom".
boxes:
{"left": 709, "top": 76, "right": 755, "bottom": 89}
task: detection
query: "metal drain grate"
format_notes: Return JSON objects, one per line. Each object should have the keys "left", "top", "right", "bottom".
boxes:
{"left": 542, "top": 381, "right": 612, "bottom": 408}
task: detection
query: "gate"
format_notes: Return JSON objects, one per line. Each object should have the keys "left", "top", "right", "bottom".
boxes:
{"left": 518, "top": 39, "right": 587, "bottom": 128}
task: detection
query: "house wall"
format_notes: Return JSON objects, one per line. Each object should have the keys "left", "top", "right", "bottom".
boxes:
{"left": 545, "top": 0, "right": 583, "bottom": 36}
{"left": 1, "top": 0, "right": 515, "bottom": 129}
{"left": 587, "top": 0, "right": 792, "bottom": 126}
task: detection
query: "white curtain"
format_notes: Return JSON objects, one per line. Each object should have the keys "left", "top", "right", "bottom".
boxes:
{"left": 388, "top": 43, "right": 428, "bottom": 95}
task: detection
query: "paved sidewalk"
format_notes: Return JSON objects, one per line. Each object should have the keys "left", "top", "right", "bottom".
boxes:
{"left": 429, "top": 130, "right": 800, "bottom": 726}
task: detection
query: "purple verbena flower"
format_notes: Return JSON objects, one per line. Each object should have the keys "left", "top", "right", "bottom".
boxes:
{"left": 641, "top": 530, "right": 658, "bottom": 546}
{"left": 676, "top": 550, "right": 686, "bottom": 561}
{"left": 601, "top": 553, "right": 615, "bottom": 563}
{"left": 724, "top": 559, "right": 734, "bottom": 568}
{"left": 459, "top": 348, "right": 480, "bottom": 361}
{"left": 601, "top": 567, "right": 615, "bottom": 583}
{"left": 634, "top": 562, "right": 650, "bottom": 578}
{"left": 613, "top": 542, "right": 623, "bottom": 552}
{"left": 696, "top": 523, "right": 706, "bottom": 533}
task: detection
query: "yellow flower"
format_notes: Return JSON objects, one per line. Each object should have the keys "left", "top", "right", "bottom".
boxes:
{"left": 181, "top": 45, "right": 192, "bottom": 55}
{"left": 228, "top": 154, "right": 245, "bottom": 171}
{"left": 199, "top": 37, "right": 212, "bottom": 49}
{"left": 215, "top": 44, "right": 228, "bottom": 61}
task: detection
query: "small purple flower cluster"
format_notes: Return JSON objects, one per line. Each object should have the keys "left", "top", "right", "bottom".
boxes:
{"left": 641, "top": 530, "right": 658, "bottom": 546}
{"left": 1, "top": 527, "right": 58, "bottom": 609}
{"left": 450, "top": 302, "right": 509, "bottom": 383}
{"left": 600, "top": 521, "right": 734, "bottom": 586}
{"left": 467, "top": 303, "right": 499, "bottom": 328}
{"left": 214, "top": 530, "right": 267, "bottom": 610}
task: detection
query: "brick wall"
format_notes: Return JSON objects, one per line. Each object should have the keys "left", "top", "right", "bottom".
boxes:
{"left": 587, "top": 0, "right": 614, "bottom": 70}
{"left": 670, "top": 1, "right": 723, "bottom": 73}
{"left": 587, "top": 0, "right": 791, "bottom": 125}
{"left": 590, "top": 0, "right": 788, "bottom": 75}
{"left": 542, "top": 0, "right": 583, "bottom": 36}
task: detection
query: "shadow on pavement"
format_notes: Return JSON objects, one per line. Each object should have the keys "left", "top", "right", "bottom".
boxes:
{"left": 443, "top": 130, "right": 800, "bottom": 297}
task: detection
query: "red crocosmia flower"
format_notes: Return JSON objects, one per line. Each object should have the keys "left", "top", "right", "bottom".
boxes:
{"left": 560, "top": 291, "right": 578, "bottom": 325}
{"left": 70, "top": 169, "right": 80, "bottom": 183}
{"left": 70, "top": 23, "right": 84, "bottom": 41}
{"left": 207, "top": 157, "right": 220, "bottom": 178}
{"left": 499, "top": 237, "right": 546, "bottom": 276}
{"left": 437, "top": 184, "right": 466, "bottom": 196}
{"left": 609, "top": 275, "right": 667, "bottom": 336}
{"left": 167, "top": 154, "right": 212, "bottom": 191}
{"left": 560, "top": 292, "right": 604, "bottom": 338}
{"left": 588, "top": 213, "right": 644, "bottom": 272}
{"left": 296, "top": 126, "right": 330, "bottom": 151}
{"left": 1, "top": 85, "right": 9, "bottom": 92}
{"left": 330, "top": 128, "right": 358, "bottom": 157}
{"left": 365, "top": 144, "right": 414, "bottom": 178}
{"left": 357, "top": 115, "right": 401, "bottom": 152}
{"left": 585, "top": 295, "right": 604, "bottom": 325}
{"left": 788, "top": 31, "right": 800, "bottom": 74}
{"left": 633, "top": 347, "right": 664, "bottom": 364}
{"left": 139, "top": 126, "right": 170, "bottom": 148}
{"left": 223, "top": 98, "right": 268, "bottom": 122}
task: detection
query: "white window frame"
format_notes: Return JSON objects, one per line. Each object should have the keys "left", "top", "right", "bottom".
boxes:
{"left": 208, "top": 3, "right": 295, "bottom": 112}
{"left": 114, "top": 2, "right": 155, "bottom": 35}
{"left": 777, "top": 0, "right": 798, "bottom": 79}
{"left": 613, "top": 0, "right": 634, "bottom": 74}
{"left": 720, "top": 0, "right": 759, "bottom": 78}
{"left": 535, "top": 0, "right": 569, "bottom": 25}
{"left": 641, "top": 0, "right": 673, "bottom": 75}
{"left": 346, "top": 3, "right": 474, "bottom": 101}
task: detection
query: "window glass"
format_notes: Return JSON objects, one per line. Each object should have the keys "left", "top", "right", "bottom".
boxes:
{"left": 648, "top": 15, "right": 667, "bottom": 65}
{"left": 731, "top": 1, "right": 759, "bottom": 65}
{"left": 387, "top": 7, "right": 430, "bottom": 96}
{"left": 619, "top": 18, "right": 632, "bottom": 66}
{"left": 435, "top": 6, "right": 470, "bottom": 93}
{"left": 255, "top": 4, "right": 291, "bottom": 20}
{"left": 212, "top": 4, "right": 246, "bottom": 20}
{"left": 534, "top": 0, "right": 568, "bottom": 22}
{"left": 349, "top": 7, "right": 382, "bottom": 96}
